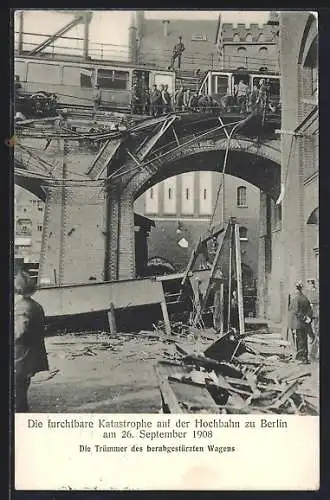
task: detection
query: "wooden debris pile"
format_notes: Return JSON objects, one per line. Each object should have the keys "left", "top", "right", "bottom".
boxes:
{"left": 155, "top": 330, "right": 318, "bottom": 415}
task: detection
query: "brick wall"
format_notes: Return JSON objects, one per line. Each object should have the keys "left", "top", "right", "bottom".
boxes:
{"left": 279, "top": 11, "right": 318, "bottom": 329}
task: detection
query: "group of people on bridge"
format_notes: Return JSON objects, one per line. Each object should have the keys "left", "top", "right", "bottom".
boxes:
{"left": 221, "top": 78, "right": 274, "bottom": 115}
{"left": 130, "top": 84, "right": 222, "bottom": 117}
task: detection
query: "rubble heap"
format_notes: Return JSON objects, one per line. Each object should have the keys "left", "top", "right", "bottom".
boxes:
{"left": 155, "top": 329, "right": 318, "bottom": 415}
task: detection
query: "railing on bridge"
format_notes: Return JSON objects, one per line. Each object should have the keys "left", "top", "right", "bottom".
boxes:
{"left": 14, "top": 31, "right": 279, "bottom": 74}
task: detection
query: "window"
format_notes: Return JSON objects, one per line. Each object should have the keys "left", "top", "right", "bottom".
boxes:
{"left": 257, "top": 33, "right": 266, "bottom": 42}
{"left": 239, "top": 227, "right": 248, "bottom": 240}
{"left": 38, "top": 206, "right": 43, "bottom": 212}
{"left": 237, "top": 47, "right": 247, "bottom": 54}
{"left": 191, "top": 34, "right": 208, "bottom": 41}
{"left": 37, "top": 225, "right": 43, "bottom": 232}
{"left": 145, "top": 185, "right": 159, "bottom": 214}
{"left": 203, "top": 188, "right": 207, "bottom": 200}
{"left": 245, "top": 34, "right": 252, "bottom": 42}
{"left": 237, "top": 186, "right": 247, "bottom": 207}
{"left": 217, "top": 75, "right": 229, "bottom": 96}
{"left": 97, "top": 69, "right": 129, "bottom": 90}
{"left": 233, "top": 34, "right": 240, "bottom": 42}
{"left": 259, "top": 46, "right": 268, "bottom": 55}
{"left": 181, "top": 172, "right": 194, "bottom": 215}
{"left": 80, "top": 68, "right": 93, "bottom": 88}
{"left": 163, "top": 178, "right": 176, "bottom": 214}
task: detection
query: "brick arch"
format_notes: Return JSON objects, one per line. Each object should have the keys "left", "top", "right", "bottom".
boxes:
{"left": 15, "top": 174, "right": 48, "bottom": 202}
{"left": 128, "top": 138, "right": 281, "bottom": 201}
{"left": 298, "top": 14, "right": 318, "bottom": 66}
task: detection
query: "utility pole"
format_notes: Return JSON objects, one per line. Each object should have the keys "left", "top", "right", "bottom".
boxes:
{"left": 17, "top": 11, "right": 24, "bottom": 55}
{"left": 58, "top": 137, "right": 68, "bottom": 285}
{"left": 222, "top": 171, "right": 226, "bottom": 225}
{"left": 83, "top": 12, "right": 90, "bottom": 60}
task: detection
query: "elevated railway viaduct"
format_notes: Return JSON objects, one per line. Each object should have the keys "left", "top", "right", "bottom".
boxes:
{"left": 14, "top": 110, "right": 283, "bottom": 320}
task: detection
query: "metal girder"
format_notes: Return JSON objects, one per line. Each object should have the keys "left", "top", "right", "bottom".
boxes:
{"left": 28, "top": 14, "right": 86, "bottom": 56}
{"left": 86, "top": 138, "right": 122, "bottom": 180}
{"left": 135, "top": 115, "right": 178, "bottom": 162}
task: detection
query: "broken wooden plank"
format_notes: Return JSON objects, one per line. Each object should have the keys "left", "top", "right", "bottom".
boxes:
{"left": 266, "top": 379, "right": 302, "bottom": 410}
{"left": 183, "top": 353, "right": 243, "bottom": 378}
{"left": 158, "top": 377, "right": 184, "bottom": 413}
{"left": 203, "top": 332, "right": 245, "bottom": 362}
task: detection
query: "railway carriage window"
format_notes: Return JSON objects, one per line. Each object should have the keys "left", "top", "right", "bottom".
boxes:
{"left": 27, "top": 63, "right": 61, "bottom": 84}
{"left": 211, "top": 75, "right": 217, "bottom": 94}
{"left": 97, "top": 69, "right": 129, "bottom": 90}
{"left": 80, "top": 69, "right": 94, "bottom": 88}
{"left": 217, "top": 76, "right": 229, "bottom": 97}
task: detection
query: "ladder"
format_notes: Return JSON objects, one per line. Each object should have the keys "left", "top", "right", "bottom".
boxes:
{"left": 186, "top": 217, "right": 245, "bottom": 335}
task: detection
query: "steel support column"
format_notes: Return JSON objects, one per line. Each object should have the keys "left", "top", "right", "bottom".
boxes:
{"left": 117, "top": 191, "right": 136, "bottom": 280}
{"left": 83, "top": 13, "right": 90, "bottom": 61}
{"left": 38, "top": 182, "right": 106, "bottom": 285}
{"left": 257, "top": 191, "right": 267, "bottom": 318}
{"left": 104, "top": 183, "right": 120, "bottom": 281}
{"left": 17, "top": 11, "right": 24, "bottom": 55}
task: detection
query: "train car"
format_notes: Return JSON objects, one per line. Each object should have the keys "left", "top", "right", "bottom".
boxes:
{"left": 198, "top": 68, "right": 280, "bottom": 110}
{"left": 14, "top": 56, "right": 176, "bottom": 113}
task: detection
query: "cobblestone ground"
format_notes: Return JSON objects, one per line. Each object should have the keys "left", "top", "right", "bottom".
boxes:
{"left": 28, "top": 332, "right": 319, "bottom": 414}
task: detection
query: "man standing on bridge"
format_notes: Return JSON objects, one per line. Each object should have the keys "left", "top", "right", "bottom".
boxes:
{"left": 236, "top": 80, "right": 249, "bottom": 114}
{"left": 169, "top": 36, "right": 185, "bottom": 70}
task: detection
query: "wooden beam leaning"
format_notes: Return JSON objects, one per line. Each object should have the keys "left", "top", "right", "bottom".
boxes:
{"left": 86, "top": 137, "right": 122, "bottom": 180}
{"left": 234, "top": 223, "right": 245, "bottom": 336}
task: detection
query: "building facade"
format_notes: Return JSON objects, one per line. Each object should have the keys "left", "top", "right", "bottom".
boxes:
{"left": 129, "top": 12, "right": 218, "bottom": 71}
{"left": 278, "top": 11, "right": 318, "bottom": 330}
{"left": 129, "top": 11, "right": 278, "bottom": 74}
{"left": 134, "top": 171, "right": 260, "bottom": 288}
{"left": 215, "top": 14, "right": 279, "bottom": 72}
{"left": 14, "top": 186, "right": 45, "bottom": 264}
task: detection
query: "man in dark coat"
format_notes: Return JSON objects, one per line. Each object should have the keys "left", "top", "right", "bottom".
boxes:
{"left": 150, "top": 85, "right": 161, "bottom": 116}
{"left": 288, "top": 281, "right": 313, "bottom": 363}
{"left": 169, "top": 36, "right": 185, "bottom": 69}
{"left": 14, "top": 270, "right": 49, "bottom": 412}
{"left": 131, "top": 83, "right": 141, "bottom": 115}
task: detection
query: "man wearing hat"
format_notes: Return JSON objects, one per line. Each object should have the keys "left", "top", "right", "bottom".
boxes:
{"left": 14, "top": 270, "right": 49, "bottom": 412}
{"left": 288, "top": 281, "right": 313, "bottom": 364}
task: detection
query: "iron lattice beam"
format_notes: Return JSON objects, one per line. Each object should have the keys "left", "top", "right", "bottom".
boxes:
{"left": 27, "top": 14, "right": 86, "bottom": 56}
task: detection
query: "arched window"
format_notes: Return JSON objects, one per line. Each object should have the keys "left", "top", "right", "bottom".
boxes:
{"left": 233, "top": 33, "right": 240, "bottom": 42}
{"left": 237, "top": 46, "right": 246, "bottom": 54}
{"left": 257, "top": 33, "right": 266, "bottom": 42}
{"left": 246, "top": 33, "right": 252, "bottom": 42}
{"left": 237, "top": 186, "right": 247, "bottom": 207}
{"left": 239, "top": 226, "right": 248, "bottom": 240}
{"left": 259, "top": 46, "right": 268, "bottom": 56}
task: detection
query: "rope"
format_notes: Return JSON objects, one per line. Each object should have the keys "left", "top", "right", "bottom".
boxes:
{"left": 208, "top": 113, "right": 254, "bottom": 230}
